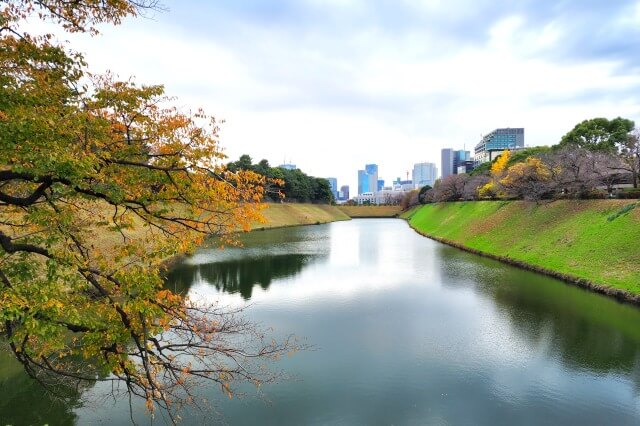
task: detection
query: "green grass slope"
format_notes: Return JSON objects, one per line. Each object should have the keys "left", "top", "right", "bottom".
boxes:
{"left": 407, "top": 200, "right": 640, "bottom": 295}
{"left": 255, "top": 203, "right": 350, "bottom": 229}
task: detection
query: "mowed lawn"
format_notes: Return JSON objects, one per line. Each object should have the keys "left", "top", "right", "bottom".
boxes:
{"left": 407, "top": 200, "right": 640, "bottom": 295}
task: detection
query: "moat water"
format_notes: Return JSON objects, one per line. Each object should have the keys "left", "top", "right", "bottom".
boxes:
{"left": 2, "top": 219, "right": 640, "bottom": 425}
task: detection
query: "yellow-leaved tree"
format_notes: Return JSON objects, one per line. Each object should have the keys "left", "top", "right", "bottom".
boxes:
{"left": 478, "top": 149, "right": 511, "bottom": 198}
{"left": 499, "top": 157, "right": 554, "bottom": 201}
{"left": 0, "top": 1, "right": 299, "bottom": 422}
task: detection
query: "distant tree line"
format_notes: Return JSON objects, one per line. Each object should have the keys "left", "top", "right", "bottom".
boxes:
{"left": 412, "top": 117, "right": 640, "bottom": 206}
{"left": 227, "top": 155, "right": 334, "bottom": 203}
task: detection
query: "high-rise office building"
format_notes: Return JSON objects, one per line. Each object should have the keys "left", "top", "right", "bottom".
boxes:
{"left": 358, "top": 170, "right": 368, "bottom": 194}
{"left": 412, "top": 162, "right": 438, "bottom": 187}
{"left": 475, "top": 128, "right": 524, "bottom": 164}
{"left": 365, "top": 164, "right": 378, "bottom": 195}
{"left": 442, "top": 149, "right": 471, "bottom": 178}
{"left": 358, "top": 164, "right": 379, "bottom": 194}
{"left": 441, "top": 149, "right": 454, "bottom": 179}
{"left": 454, "top": 150, "right": 471, "bottom": 173}
{"left": 340, "top": 185, "right": 349, "bottom": 200}
{"left": 326, "top": 177, "right": 338, "bottom": 199}
{"left": 377, "top": 179, "right": 384, "bottom": 191}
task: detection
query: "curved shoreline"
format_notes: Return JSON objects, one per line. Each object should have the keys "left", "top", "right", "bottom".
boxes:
{"left": 406, "top": 222, "right": 640, "bottom": 307}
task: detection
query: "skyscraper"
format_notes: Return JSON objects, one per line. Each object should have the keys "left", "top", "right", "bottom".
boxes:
{"left": 453, "top": 150, "right": 471, "bottom": 173}
{"left": 358, "top": 164, "right": 379, "bottom": 194}
{"left": 358, "top": 170, "right": 368, "bottom": 194}
{"left": 340, "top": 185, "right": 349, "bottom": 200}
{"left": 412, "top": 162, "right": 438, "bottom": 187}
{"left": 442, "top": 149, "right": 471, "bottom": 179}
{"left": 441, "top": 149, "right": 454, "bottom": 179}
{"left": 365, "top": 164, "right": 378, "bottom": 195}
{"left": 377, "top": 179, "right": 384, "bottom": 191}
{"left": 326, "top": 177, "right": 338, "bottom": 199}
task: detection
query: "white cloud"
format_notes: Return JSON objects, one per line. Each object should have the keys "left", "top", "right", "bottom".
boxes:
{"left": 21, "top": 1, "right": 640, "bottom": 191}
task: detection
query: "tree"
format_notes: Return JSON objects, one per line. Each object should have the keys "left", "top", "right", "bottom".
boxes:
{"left": 541, "top": 147, "right": 599, "bottom": 198}
{"left": 479, "top": 150, "right": 510, "bottom": 198}
{"left": 417, "top": 185, "right": 432, "bottom": 204}
{"left": 499, "top": 157, "right": 554, "bottom": 201}
{"left": 1, "top": 1, "right": 302, "bottom": 422}
{"left": 432, "top": 174, "right": 469, "bottom": 202}
{"left": 462, "top": 175, "right": 489, "bottom": 200}
{"left": 612, "top": 130, "right": 640, "bottom": 188}
{"left": 559, "top": 117, "right": 635, "bottom": 152}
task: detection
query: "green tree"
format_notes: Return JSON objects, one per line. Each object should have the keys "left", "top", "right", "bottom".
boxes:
{"left": 1, "top": 1, "right": 301, "bottom": 421}
{"left": 559, "top": 117, "right": 635, "bottom": 151}
{"left": 417, "top": 185, "right": 432, "bottom": 204}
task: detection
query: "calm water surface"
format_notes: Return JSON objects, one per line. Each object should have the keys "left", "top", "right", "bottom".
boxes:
{"left": 2, "top": 219, "right": 640, "bottom": 425}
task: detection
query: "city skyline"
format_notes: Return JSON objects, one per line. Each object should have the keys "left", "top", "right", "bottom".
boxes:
{"left": 37, "top": 0, "right": 640, "bottom": 193}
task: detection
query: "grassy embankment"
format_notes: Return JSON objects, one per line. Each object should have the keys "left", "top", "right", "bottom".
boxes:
{"left": 337, "top": 205, "right": 403, "bottom": 218}
{"left": 403, "top": 200, "right": 640, "bottom": 301}
{"left": 253, "top": 203, "right": 350, "bottom": 229}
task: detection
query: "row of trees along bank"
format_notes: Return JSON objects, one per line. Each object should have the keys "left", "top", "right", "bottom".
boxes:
{"left": 403, "top": 118, "right": 640, "bottom": 207}
{"left": 227, "top": 155, "right": 334, "bottom": 203}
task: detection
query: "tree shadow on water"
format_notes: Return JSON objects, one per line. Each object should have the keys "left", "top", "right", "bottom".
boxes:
{"left": 165, "top": 253, "right": 320, "bottom": 299}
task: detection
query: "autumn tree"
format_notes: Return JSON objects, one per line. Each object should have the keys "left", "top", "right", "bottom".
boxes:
{"left": 1, "top": 1, "right": 302, "bottom": 422}
{"left": 479, "top": 150, "right": 510, "bottom": 198}
{"left": 499, "top": 157, "right": 554, "bottom": 201}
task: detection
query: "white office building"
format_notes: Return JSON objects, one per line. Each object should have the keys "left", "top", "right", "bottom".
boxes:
{"left": 412, "top": 162, "right": 438, "bottom": 188}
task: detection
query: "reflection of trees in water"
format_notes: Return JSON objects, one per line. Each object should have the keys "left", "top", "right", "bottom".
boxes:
{"left": 166, "top": 254, "right": 318, "bottom": 299}
{"left": 0, "top": 348, "right": 80, "bottom": 425}
{"left": 437, "top": 246, "right": 640, "bottom": 384}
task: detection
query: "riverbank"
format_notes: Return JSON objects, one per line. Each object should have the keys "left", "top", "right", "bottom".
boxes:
{"left": 337, "top": 205, "right": 403, "bottom": 217}
{"left": 253, "top": 203, "right": 350, "bottom": 229}
{"left": 403, "top": 200, "right": 640, "bottom": 303}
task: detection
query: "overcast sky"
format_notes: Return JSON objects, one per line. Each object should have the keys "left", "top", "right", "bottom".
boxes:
{"left": 38, "top": 0, "right": 640, "bottom": 191}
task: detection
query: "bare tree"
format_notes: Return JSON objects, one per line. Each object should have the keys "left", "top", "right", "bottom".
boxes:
{"left": 542, "top": 147, "right": 599, "bottom": 198}
{"left": 462, "top": 175, "right": 490, "bottom": 200}
{"left": 611, "top": 130, "right": 640, "bottom": 188}
{"left": 433, "top": 174, "right": 469, "bottom": 201}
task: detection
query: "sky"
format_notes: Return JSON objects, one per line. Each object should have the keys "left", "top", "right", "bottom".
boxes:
{"left": 31, "top": 0, "right": 640, "bottom": 191}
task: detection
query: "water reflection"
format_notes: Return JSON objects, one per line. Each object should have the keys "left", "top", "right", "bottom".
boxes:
{"left": 3, "top": 220, "right": 640, "bottom": 425}
{"left": 166, "top": 253, "right": 318, "bottom": 299}
{"left": 438, "top": 244, "right": 640, "bottom": 381}
{"left": 0, "top": 348, "right": 80, "bottom": 425}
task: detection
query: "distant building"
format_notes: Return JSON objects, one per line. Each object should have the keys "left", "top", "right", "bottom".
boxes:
{"left": 357, "top": 170, "right": 368, "bottom": 194}
{"left": 326, "top": 177, "right": 338, "bottom": 200}
{"left": 358, "top": 163, "right": 379, "bottom": 195}
{"left": 442, "top": 148, "right": 472, "bottom": 178}
{"left": 278, "top": 163, "right": 297, "bottom": 170}
{"left": 441, "top": 149, "right": 454, "bottom": 179}
{"left": 457, "top": 160, "right": 475, "bottom": 175}
{"left": 366, "top": 164, "right": 378, "bottom": 195}
{"left": 454, "top": 150, "right": 470, "bottom": 172}
{"left": 412, "top": 162, "right": 438, "bottom": 187}
{"left": 340, "top": 185, "right": 349, "bottom": 201}
{"left": 377, "top": 179, "right": 384, "bottom": 191}
{"left": 475, "top": 128, "right": 524, "bottom": 164}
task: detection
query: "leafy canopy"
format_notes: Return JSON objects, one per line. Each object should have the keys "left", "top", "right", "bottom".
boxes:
{"left": 559, "top": 117, "right": 635, "bottom": 151}
{"left": 1, "top": 1, "right": 301, "bottom": 422}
